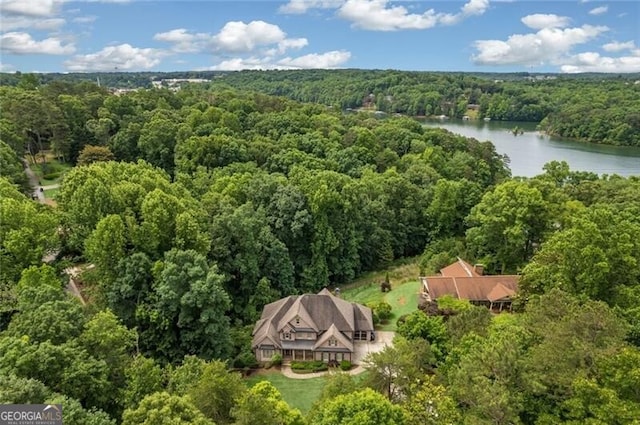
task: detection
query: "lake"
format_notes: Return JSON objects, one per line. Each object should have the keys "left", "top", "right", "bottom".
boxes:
{"left": 421, "top": 119, "right": 640, "bottom": 178}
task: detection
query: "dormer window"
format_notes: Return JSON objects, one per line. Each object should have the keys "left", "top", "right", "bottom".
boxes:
{"left": 328, "top": 337, "right": 337, "bottom": 347}
{"left": 295, "top": 316, "right": 300, "bottom": 325}
{"left": 283, "top": 332, "right": 291, "bottom": 340}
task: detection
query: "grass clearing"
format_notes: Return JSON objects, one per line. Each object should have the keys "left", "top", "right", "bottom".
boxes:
{"left": 44, "top": 187, "right": 59, "bottom": 199}
{"left": 341, "top": 278, "right": 421, "bottom": 331}
{"left": 245, "top": 370, "right": 326, "bottom": 414}
{"left": 340, "top": 260, "right": 422, "bottom": 330}
{"left": 344, "top": 258, "right": 420, "bottom": 290}
{"left": 28, "top": 154, "right": 72, "bottom": 186}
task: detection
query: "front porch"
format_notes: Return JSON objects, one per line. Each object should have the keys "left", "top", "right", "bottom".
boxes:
{"left": 281, "top": 349, "right": 352, "bottom": 363}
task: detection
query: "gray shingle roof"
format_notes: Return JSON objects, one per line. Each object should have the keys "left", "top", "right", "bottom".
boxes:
{"left": 252, "top": 289, "right": 374, "bottom": 349}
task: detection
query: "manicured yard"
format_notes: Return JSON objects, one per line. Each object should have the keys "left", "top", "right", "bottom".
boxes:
{"left": 44, "top": 187, "right": 59, "bottom": 200}
{"left": 341, "top": 279, "right": 421, "bottom": 331}
{"left": 245, "top": 370, "right": 326, "bottom": 414}
{"left": 29, "top": 156, "right": 71, "bottom": 186}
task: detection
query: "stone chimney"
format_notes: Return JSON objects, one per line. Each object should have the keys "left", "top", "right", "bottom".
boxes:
{"left": 474, "top": 264, "right": 484, "bottom": 275}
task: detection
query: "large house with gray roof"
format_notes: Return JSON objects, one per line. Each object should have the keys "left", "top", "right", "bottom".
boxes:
{"left": 252, "top": 289, "right": 375, "bottom": 363}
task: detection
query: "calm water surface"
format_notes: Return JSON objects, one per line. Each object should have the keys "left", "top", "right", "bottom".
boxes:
{"left": 421, "top": 119, "right": 640, "bottom": 178}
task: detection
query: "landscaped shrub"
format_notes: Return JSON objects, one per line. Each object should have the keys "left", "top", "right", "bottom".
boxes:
{"left": 368, "top": 301, "right": 392, "bottom": 324}
{"left": 42, "top": 172, "right": 61, "bottom": 180}
{"left": 374, "top": 301, "right": 392, "bottom": 321}
{"left": 291, "top": 360, "right": 328, "bottom": 373}
{"left": 339, "top": 360, "right": 352, "bottom": 371}
{"left": 233, "top": 351, "right": 258, "bottom": 369}
{"left": 270, "top": 353, "right": 282, "bottom": 366}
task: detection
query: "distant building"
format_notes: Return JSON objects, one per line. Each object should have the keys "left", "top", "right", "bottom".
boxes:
{"left": 151, "top": 78, "right": 210, "bottom": 91}
{"left": 420, "top": 258, "right": 519, "bottom": 311}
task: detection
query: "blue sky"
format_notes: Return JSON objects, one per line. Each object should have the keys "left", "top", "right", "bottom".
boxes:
{"left": 1, "top": 0, "right": 638, "bottom": 73}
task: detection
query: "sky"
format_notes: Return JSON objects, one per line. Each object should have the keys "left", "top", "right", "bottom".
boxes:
{"left": 0, "top": 0, "right": 639, "bottom": 73}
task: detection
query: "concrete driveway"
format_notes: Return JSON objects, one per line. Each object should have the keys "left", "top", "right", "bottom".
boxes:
{"left": 353, "top": 331, "right": 395, "bottom": 365}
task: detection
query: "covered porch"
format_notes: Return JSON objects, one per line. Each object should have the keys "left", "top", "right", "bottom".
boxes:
{"left": 281, "top": 340, "right": 315, "bottom": 362}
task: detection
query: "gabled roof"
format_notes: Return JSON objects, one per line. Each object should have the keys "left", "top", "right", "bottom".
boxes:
{"left": 422, "top": 275, "right": 519, "bottom": 302}
{"left": 252, "top": 289, "right": 373, "bottom": 349}
{"left": 486, "top": 283, "right": 516, "bottom": 302}
{"left": 354, "top": 304, "right": 374, "bottom": 331}
{"left": 421, "top": 259, "right": 519, "bottom": 303}
{"left": 314, "top": 324, "right": 353, "bottom": 352}
{"left": 278, "top": 297, "right": 320, "bottom": 332}
{"left": 440, "top": 257, "right": 480, "bottom": 277}
{"left": 252, "top": 319, "right": 280, "bottom": 349}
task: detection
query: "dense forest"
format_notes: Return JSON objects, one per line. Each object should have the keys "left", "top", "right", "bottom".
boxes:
{"left": 3, "top": 69, "right": 639, "bottom": 146}
{"left": 1, "top": 75, "right": 640, "bottom": 424}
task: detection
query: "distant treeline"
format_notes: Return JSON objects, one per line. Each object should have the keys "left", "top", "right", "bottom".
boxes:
{"left": 2, "top": 69, "right": 639, "bottom": 146}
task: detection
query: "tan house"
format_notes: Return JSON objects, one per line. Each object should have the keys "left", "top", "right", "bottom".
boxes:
{"left": 252, "top": 289, "right": 374, "bottom": 363}
{"left": 420, "top": 258, "right": 519, "bottom": 311}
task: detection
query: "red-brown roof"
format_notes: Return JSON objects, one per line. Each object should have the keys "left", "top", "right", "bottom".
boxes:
{"left": 421, "top": 258, "right": 519, "bottom": 302}
{"left": 440, "top": 258, "right": 480, "bottom": 277}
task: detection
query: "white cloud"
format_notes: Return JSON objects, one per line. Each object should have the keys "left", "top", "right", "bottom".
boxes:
{"left": 153, "top": 28, "right": 210, "bottom": 53}
{"left": 561, "top": 50, "right": 640, "bottom": 73}
{"left": 472, "top": 24, "right": 608, "bottom": 66}
{"left": 212, "top": 20, "right": 287, "bottom": 52}
{"left": 521, "top": 14, "right": 571, "bottom": 30}
{"left": 64, "top": 43, "right": 165, "bottom": 71}
{"left": 211, "top": 49, "right": 351, "bottom": 70}
{"left": 0, "top": 16, "right": 66, "bottom": 31}
{"left": 279, "top": 50, "right": 351, "bottom": 68}
{"left": 155, "top": 22, "right": 306, "bottom": 56}
{"left": 440, "top": 0, "right": 490, "bottom": 25}
{"left": 0, "top": 62, "right": 15, "bottom": 72}
{"left": 337, "top": 0, "right": 439, "bottom": 31}
{"left": 0, "top": 31, "right": 74, "bottom": 55}
{"left": 72, "top": 16, "right": 97, "bottom": 24}
{"left": 211, "top": 57, "right": 275, "bottom": 71}
{"left": 0, "top": 0, "right": 62, "bottom": 17}
{"left": 277, "top": 38, "right": 309, "bottom": 53}
{"left": 589, "top": 6, "right": 608, "bottom": 15}
{"left": 337, "top": 0, "right": 489, "bottom": 31}
{"left": 279, "top": 0, "right": 344, "bottom": 14}
{"left": 602, "top": 40, "right": 635, "bottom": 52}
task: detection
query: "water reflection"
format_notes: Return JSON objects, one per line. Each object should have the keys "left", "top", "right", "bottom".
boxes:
{"left": 421, "top": 119, "right": 640, "bottom": 178}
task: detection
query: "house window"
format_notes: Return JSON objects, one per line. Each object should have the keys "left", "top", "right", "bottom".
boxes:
{"left": 328, "top": 337, "right": 337, "bottom": 347}
{"left": 283, "top": 332, "right": 291, "bottom": 340}
{"left": 262, "top": 349, "right": 273, "bottom": 359}
{"left": 354, "top": 331, "right": 367, "bottom": 341}
{"left": 295, "top": 316, "right": 300, "bottom": 325}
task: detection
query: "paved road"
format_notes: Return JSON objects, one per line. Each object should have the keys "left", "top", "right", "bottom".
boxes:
{"left": 22, "top": 160, "right": 83, "bottom": 302}
{"left": 22, "top": 159, "right": 60, "bottom": 203}
{"left": 23, "top": 159, "right": 45, "bottom": 202}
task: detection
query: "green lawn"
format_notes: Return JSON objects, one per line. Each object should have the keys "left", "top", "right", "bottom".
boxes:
{"left": 29, "top": 158, "right": 71, "bottom": 186}
{"left": 245, "top": 370, "right": 326, "bottom": 414}
{"left": 43, "top": 187, "right": 59, "bottom": 200}
{"left": 341, "top": 280, "right": 421, "bottom": 331}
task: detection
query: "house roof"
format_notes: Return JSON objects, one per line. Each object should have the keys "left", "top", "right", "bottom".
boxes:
{"left": 440, "top": 257, "right": 480, "bottom": 277}
{"left": 252, "top": 289, "right": 374, "bottom": 349}
{"left": 422, "top": 275, "right": 519, "bottom": 302}
{"left": 252, "top": 319, "right": 279, "bottom": 349}
{"left": 486, "top": 283, "right": 516, "bottom": 302}
{"left": 314, "top": 323, "right": 354, "bottom": 352}
{"left": 421, "top": 259, "right": 519, "bottom": 303}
